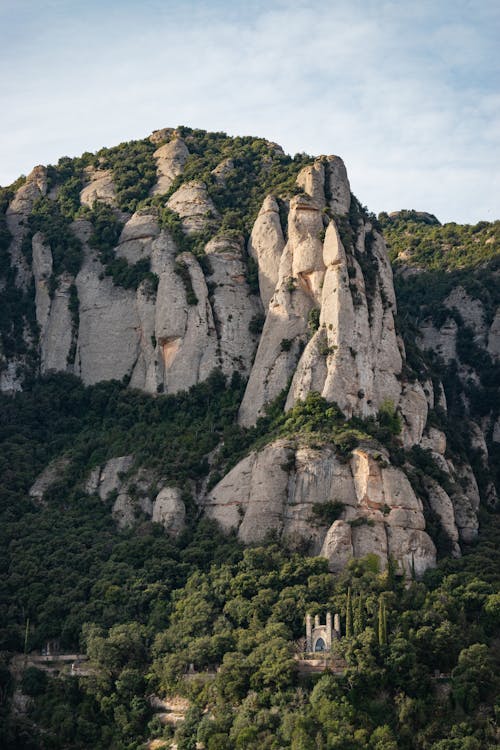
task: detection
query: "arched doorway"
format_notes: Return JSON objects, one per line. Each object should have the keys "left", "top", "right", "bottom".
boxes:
{"left": 314, "top": 637, "right": 326, "bottom": 652}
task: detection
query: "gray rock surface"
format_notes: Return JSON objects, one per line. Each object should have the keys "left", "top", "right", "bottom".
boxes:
{"left": 116, "top": 211, "right": 160, "bottom": 264}
{"left": 152, "top": 138, "right": 189, "bottom": 194}
{"left": 6, "top": 166, "right": 48, "bottom": 288}
{"left": 205, "top": 440, "right": 437, "bottom": 578}
{"left": 205, "top": 234, "right": 261, "bottom": 377}
{"left": 488, "top": 307, "right": 500, "bottom": 359}
{"left": 248, "top": 196, "right": 285, "bottom": 309}
{"left": 74, "top": 220, "right": 141, "bottom": 385}
{"left": 166, "top": 181, "right": 218, "bottom": 235}
{"left": 80, "top": 168, "right": 116, "bottom": 207}
{"left": 152, "top": 487, "right": 186, "bottom": 537}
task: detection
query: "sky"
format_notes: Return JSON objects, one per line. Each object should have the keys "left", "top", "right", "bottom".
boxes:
{"left": 0, "top": 0, "right": 499, "bottom": 224}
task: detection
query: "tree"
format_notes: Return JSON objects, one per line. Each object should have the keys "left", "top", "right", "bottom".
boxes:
{"left": 377, "top": 596, "right": 387, "bottom": 646}
{"left": 346, "top": 587, "right": 353, "bottom": 638}
{"left": 451, "top": 643, "right": 497, "bottom": 711}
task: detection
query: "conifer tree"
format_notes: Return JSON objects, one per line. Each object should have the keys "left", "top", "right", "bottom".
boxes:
{"left": 346, "top": 587, "right": 353, "bottom": 638}
{"left": 354, "top": 592, "right": 364, "bottom": 635}
{"left": 378, "top": 595, "right": 387, "bottom": 646}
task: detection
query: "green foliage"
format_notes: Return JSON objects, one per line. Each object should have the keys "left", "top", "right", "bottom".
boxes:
{"left": 175, "top": 259, "right": 198, "bottom": 305}
{"left": 310, "top": 501, "right": 344, "bottom": 526}
{"left": 96, "top": 137, "right": 157, "bottom": 212}
{"left": 87, "top": 202, "right": 158, "bottom": 290}
{"left": 308, "top": 307, "right": 320, "bottom": 334}
{"left": 245, "top": 255, "right": 260, "bottom": 295}
{"left": 248, "top": 313, "right": 265, "bottom": 335}
{"left": 0, "top": 188, "right": 39, "bottom": 366}
{"left": 20, "top": 667, "right": 47, "bottom": 697}
{"left": 28, "top": 196, "right": 83, "bottom": 276}
{"left": 380, "top": 212, "right": 500, "bottom": 272}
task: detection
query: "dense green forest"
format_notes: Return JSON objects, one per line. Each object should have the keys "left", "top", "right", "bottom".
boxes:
{"left": 0, "top": 373, "right": 499, "bottom": 749}
{"left": 0, "top": 136, "right": 499, "bottom": 749}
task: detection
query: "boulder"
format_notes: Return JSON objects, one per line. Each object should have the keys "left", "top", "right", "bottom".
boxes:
{"left": 152, "top": 487, "right": 186, "bottom": 537}
{"left": 80, "top": 168, "right": 116, "bottom": 207}
{"left": 152, "top": 138, "right": 189, "bottom": 194}
{"left": 166, "top": 181, "right": 217, "bottom": 235}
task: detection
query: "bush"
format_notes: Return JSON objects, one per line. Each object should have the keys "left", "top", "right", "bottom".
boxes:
{"left": 21, "top": 667, "right": 48, "bottom": 696}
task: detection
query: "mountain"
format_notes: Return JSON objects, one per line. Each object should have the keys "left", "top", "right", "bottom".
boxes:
{"left": 0, "top": 128, "right": 499, "bottom": 749}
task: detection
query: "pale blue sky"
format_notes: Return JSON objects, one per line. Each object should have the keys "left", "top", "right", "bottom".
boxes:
{"left": 1, "top": 0, "right": 499, "bottom": 223}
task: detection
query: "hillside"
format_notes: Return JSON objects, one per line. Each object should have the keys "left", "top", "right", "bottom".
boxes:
{"left": 0, "top": 129, "right": 499, "bottom": 749}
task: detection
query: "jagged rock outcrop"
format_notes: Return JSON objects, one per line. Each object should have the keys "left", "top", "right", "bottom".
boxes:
{"left": 80, "top": 168, "right": 116, "bottom": 207}
{"left": 22, "top": 210, "right": 259, "bottom": 393}
{"left": 6, "top": 165, "right": 48, "bottom": 288}
{"left": 166, "top": 181, "right": 218, "bottom": 235}
{"left": 211, "top": 158, "right": 235, "bottom": 185}
{"left": 116, "top": 210, "right": 161, "bottom": 264}
{"left": 152, "top": 138, "right": 189, "bottom": 194}
{"left": 205, "top": 439, "right": 436, "bottom": 578}
{"left": 240, "top": 158, "right": 405, "bottom": 429}
{"left": 152, "top": 487, "right": 186, "bottom": 537}
{"left": 248, "top": 195, "right": 285, "bottom": 309}
{"left": 204, "top": 235, "right": 261, "bottom": 377}
{"left": 86, "top": 456, "right": 141, "bottom": 529}
{"left": 84, "top": 455, "right": 185, "bottom": 534}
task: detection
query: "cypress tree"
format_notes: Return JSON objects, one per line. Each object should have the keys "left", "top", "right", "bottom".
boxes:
{"left": 382, "top": 598, "right": 388, "bottom": 644}
{"left": 346, "top": 587, "right": 353, "bottom": 638}
{"left": 378, "top": 595, "right": 385, "bottom": 646}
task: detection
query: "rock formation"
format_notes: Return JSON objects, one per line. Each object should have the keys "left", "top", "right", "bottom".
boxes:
{"left": 1, "top": 130, "right": 496, "bottom": 576}
{"left": 205, "top": 439, "right": 436, "bottom": 578}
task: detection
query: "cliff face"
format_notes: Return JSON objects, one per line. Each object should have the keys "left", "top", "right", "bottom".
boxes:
{"left": 2, "top": 129, "right": 498, "bottom": 578}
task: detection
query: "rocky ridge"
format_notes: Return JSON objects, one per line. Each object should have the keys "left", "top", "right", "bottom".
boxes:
{"left": 3, "top": 129, "right": 499, "bottom": 578}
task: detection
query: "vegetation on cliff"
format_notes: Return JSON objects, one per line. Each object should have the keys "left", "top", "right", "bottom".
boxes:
{"left": 0, "top": 137, "right": 499, "bottom": 749}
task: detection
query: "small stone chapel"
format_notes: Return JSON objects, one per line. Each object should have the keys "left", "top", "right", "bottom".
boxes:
{"left": 305, "top": 612, "right": 341, "bottom": 653}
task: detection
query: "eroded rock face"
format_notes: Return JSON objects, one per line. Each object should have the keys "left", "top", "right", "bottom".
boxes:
{"left": 488, "top": 308, "right": 500, "bottom": 359}
{"left": 205, "top": 440, "right": 437, "bottom": 578}
{"left": 204, "top": 235, "right": 261, "bottom": 377}
{"left": 74, "top": 221, "right": 142, "bottom": 385}
{"left": 116, "top": 211, "right": 160, "bottom": 264}
{"left": 3, "top": 139, "right": 493, "bottom": 576}
{"left": 80, "top": 168, "right": 116, "bottom": 207}
{"left": 324, "top": 155, "right": 351, "bottom": 215}
{"left": 239, "top": 193, "right": 326, "bottom": 426}
{"left": 419, "top": 319, "right": 458, "bottom": 363}
{"left": 32, "top": 233, "right": 75, "bottom": 373}
{"left": 85, "top": 456, "right": 154, "bottom": 529}
{"left": 6, "top": 166, "right": 48, "bottom": 288}
{"left": 152, "top": 487, "right": 186, "bottom": 537}
{"left": 152, "top": 138, "right": 190, "bottom": 195}
{"left": 241, "top": 161, "right": 403, "bottom": 428}
{"left": 445, "top": 287, "right": 487, "bottom": 343}
{"left": 248, "top": 196, "right": 285, "bottom": 309}
{"left": 151, "top": 237, "right": 218, "bottom": 393}
{"left": 166, "top": 181, "right": 218, "bottom": 235}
